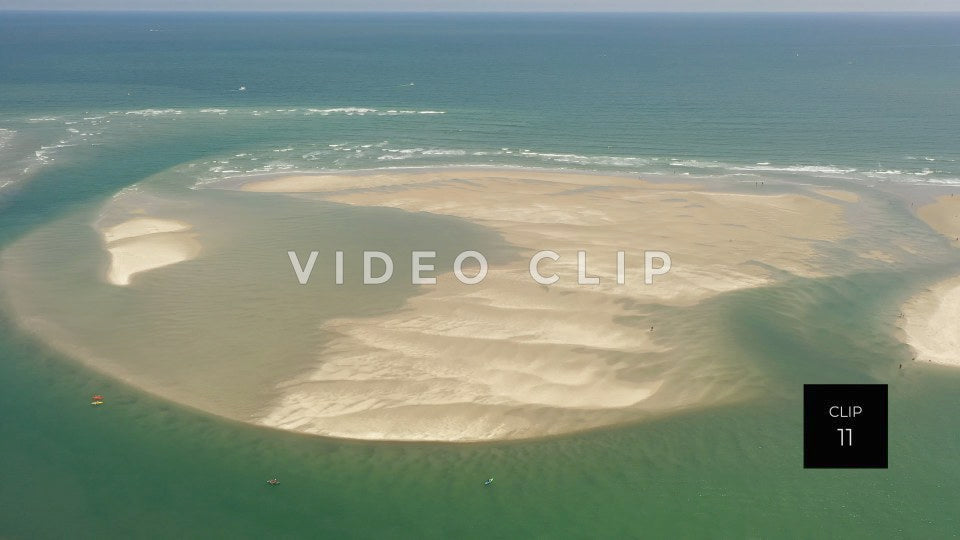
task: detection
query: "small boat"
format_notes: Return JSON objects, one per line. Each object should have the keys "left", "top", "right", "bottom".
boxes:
{"left": 483, "top": 478, "right": 493, "bottom": 486}
{"left": 266, "top": 478, "right": 280, "bottom": 486}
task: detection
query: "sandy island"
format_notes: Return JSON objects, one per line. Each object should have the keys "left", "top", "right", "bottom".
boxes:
{"left": 2, "top": 167, "right": 902, "bottom": 441}
{"left": 240, "top": 169, "right": 863, "bottom": 440}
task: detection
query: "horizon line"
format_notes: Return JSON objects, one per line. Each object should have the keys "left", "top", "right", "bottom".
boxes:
{"left": 2, "top": 9, "right": 960, "bottom": 14}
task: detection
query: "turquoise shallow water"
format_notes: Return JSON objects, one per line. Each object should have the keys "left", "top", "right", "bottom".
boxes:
{"left": 2, "top": 276, "right": 960, "bottom": 538}
{"left": 1, "top": 13, "right": 960, "bottom": 538}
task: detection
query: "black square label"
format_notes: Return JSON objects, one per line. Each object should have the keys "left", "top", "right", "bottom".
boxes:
{"left": 803, "top": 384, "right": 887, "bottom": 469}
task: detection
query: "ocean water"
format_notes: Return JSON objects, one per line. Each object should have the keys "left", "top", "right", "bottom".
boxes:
{"left": 2, "top": 12, "right": 960, "bottom": 190}
{"left": 1, "top": 12, "right": 960, "bottom": 538}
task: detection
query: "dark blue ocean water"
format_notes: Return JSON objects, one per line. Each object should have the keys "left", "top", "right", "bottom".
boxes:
{"left": 1, "top": 12, "right": 959, "bottom": 191}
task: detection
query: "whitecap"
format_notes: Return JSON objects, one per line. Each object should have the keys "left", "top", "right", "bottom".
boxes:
{"left": 123, "top": 109, "right": 183, "bottom": 116}
{"left": 728, "top": 164, "right": 857, "bottom": 175}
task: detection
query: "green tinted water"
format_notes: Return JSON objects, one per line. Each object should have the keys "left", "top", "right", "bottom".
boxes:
{"left": 2, "top": 13, "right": 960, "bottom": 538}
{"left": 2, "top": 275, "right": 959, "bottom": 538}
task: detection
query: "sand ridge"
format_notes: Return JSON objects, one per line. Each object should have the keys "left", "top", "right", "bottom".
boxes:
{"left": 99, "top": 217, "right": 200, "bottom": 286}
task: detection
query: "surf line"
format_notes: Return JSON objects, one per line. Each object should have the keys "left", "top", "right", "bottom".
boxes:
{"left": 287, "top": 250, "right": 671, "bottom": 286}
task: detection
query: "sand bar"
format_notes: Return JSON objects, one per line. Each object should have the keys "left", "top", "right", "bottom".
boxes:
{"left": 917, "top": 194, "right": 960, "bottom": 247}
{"left": 4, "top": 169, "right": 883, "bottom": 441}
{"left": 241, "top": 169, "right": 861, "bottom": 440}
{"left": 99, "top": 217, "right": 200, "bottom": 286}
{"left": 901, "top": 276, "right": 960, "bottom": 367}
{"left": 101, "top": 217, "right": 191, "bottom": 243}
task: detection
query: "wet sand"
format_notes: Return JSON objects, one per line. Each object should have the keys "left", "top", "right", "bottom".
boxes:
{"left": 2, "top": 168, "right": 907, "bottom": 441}
{"left": 901, "top": 276, "right": 960, "bottom": 367}
{"left": 99, "top": 218, "right": 200, "bottom": 286}
{"left": 244, "top": 169, "right": 858, "bottom": 440}
{"left": 916, "top": 194, "right": 960, "bottom": 247}
{"left": 901, "top": 195, "right": 960, "bottom": 366}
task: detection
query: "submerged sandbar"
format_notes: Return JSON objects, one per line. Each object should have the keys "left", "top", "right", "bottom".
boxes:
{"left": 1, "top": 167, "right": 925, "bottom": 441}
